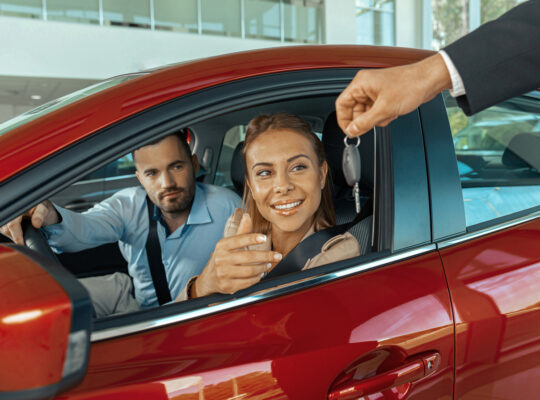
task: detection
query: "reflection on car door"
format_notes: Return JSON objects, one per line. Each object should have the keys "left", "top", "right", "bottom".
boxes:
{"left": 62, "top": 251, "right": 453, "bottom": 400}
{"left": 439, "top": 219, "right": 540, "bottom": 399}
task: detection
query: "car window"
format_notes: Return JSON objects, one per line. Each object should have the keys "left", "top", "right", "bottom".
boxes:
{"left": 50, "top": 154, "right": 138, "bottom": 211}
{"left": 445, "top": 91, "right": 540, "bottom": 227}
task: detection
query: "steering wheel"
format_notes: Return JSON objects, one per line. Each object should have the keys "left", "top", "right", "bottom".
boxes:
{"left": 21, "top": 218, "right": 61, "bottom": 264}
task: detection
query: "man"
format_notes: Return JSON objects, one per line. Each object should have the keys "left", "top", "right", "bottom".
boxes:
{"left": 1, "top": 131, "right": 241, "bottom": 314}
{"left": 336, "top": 0, "right": 540, "bottom": 137}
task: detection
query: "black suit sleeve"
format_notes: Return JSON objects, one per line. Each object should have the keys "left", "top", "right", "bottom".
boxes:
{"left": 443, "top": 0, "right": 540, "bottom": 115}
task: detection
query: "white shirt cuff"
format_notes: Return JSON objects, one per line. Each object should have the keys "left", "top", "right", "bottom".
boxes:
{"left": 439, "top": 50, "right": 466, "bottom": 97}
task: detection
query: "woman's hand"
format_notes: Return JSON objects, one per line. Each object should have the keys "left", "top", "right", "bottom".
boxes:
{"left": 192, "top": 214, "right": 282, "bottom": 298}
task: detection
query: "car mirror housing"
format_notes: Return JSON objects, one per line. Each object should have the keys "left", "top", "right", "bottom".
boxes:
{"left": 0, "top": 244, "right": 92, "bottom": 400}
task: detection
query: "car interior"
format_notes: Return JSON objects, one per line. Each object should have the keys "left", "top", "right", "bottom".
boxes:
{"left": 23, "top": 94, "right": 381, "bottom": 320}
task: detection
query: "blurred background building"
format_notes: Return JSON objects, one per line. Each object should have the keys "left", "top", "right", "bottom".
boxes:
{"left": 0, "top": 0, "right": 525, "bottom": 123}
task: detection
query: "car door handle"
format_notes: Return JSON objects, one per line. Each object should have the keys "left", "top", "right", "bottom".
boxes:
{"left": 328, "top": 352, "right": 441, "bottom": 400}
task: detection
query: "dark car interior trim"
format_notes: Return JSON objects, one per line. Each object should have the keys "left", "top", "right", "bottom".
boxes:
{"left": 390, "top": 109, "right": 431, "bottom": 250}
{"left": 419, "top": 94, "right": 467, "bottom": 242}
{"left": 91, "top": 243, "right": 437, "bottom": 342}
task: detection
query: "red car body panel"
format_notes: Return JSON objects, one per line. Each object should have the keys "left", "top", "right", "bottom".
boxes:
{"left": 0, "top": 246, "right": 71, "bottom": 391}
{"left": 440, "top": 218, "right": 540, "bottom": 399}
{"left": 57, "top": 252, "right": 453, "bottom": 399}
{"left": 0, "top": 46, "right": 432, "bottom": 182}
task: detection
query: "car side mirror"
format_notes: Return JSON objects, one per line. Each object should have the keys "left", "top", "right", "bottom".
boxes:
{"left": 0, "top": 244, "right": 92, "bottom": 400}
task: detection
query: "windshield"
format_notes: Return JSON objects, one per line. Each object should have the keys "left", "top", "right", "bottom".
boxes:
{"left": 0, "top": 73, "right": 146, "bottom": 137}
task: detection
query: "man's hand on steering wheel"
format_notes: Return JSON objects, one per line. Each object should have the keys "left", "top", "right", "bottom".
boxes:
{"left": 0, "top": 200, "right": 59, "bottom": 245}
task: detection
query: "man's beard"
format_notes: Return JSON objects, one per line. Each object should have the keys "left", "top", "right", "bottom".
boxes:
{"left": 158, "top": 183, "right": 195, "bottom": 214}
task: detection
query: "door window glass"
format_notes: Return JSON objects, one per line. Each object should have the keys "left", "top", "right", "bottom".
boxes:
{"left": 445, "top": 91, "right": 540, "bottom": 226}
{"left": 51, "top": 154, "right": 136, "bottom": 211}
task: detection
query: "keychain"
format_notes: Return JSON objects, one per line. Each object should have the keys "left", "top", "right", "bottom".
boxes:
{"left": 342, "top": 136, "right": 362, "bottom": 213}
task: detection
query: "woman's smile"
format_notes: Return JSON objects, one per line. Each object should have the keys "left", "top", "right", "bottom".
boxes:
{"left": 271, "top": 199, "right": 304, "bottom": 215}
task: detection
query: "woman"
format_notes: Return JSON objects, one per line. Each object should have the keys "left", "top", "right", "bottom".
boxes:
{"left": 178, "top": 113, "right": 360, "bottom": 301}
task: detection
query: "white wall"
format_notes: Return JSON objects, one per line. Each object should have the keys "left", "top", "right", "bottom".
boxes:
{"left": 324, "top": 0, "right": 356, "bottom": 44}
{"left": 0, "top": 16, "right": 294, "bottom": 80}
{"left": 395, "top": 0, "right": 423, "bottom": 48}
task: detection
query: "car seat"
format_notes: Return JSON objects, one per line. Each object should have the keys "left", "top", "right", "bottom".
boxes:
{"left": 230, "top": 140, "right": 245, "bottom": 196}
{"left": 502, "top": 132, "right": 540, "bottom": 171}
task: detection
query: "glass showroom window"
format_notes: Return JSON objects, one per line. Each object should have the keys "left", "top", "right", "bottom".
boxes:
{"left": 154, "top": 0, "right": 198, "bottom": 33}
{"left": 0, "top": 0, "right": 42, "bottom": 19}
{"left": 284, "top": 0, "right": 323, "bottom": 43}
{"left": 47, "top": 0, "right": 99, "bottom": 25}
{"left": 356, "top": 0, "right": 395, "bottom": 46}
{"left": 245, "top": 0, "right": 281, "bottom": 41}
{"left": 102, "top": 0, "right": 151, "bottom": 28}
{"left": 202, "top": 0, "right": 242, "bottom": 37}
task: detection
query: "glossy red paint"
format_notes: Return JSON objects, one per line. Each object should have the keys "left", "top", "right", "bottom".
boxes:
{"left": 439, "top": 218, "right": 540, "bottom": 399}
{"left": 57, "top": 252, "right": 453, "bottom": 400}
{"left": 0, "top": 46, "right": 433, "bottom": 182}
{"left": 0, "top": 246, "right": 71, "bottom": 391}
{"left": 328, "top": 352, "right": 440, "bottom": 399}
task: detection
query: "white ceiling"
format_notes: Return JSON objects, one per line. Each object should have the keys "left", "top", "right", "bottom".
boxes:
{"left": 0, "top": 75, "right": 98, "bottom": 123}
{"left": 0, "top": 75, "right": 98, "bottom": 107}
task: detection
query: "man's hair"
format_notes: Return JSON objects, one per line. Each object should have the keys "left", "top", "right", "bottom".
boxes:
{"left": 132, "top": 129, "right": 191, "bottom": 166}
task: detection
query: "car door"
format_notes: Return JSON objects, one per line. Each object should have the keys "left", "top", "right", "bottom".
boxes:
{"left": 44, "top": 72, "right": 453, "bottom": 399}
{"left": 421, "top": 92, "right": 540, "bottom": 400}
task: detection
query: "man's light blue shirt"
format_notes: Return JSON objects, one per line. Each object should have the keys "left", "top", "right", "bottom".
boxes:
{"left": 44, "top": 183, "right": 241, "bottom": 308}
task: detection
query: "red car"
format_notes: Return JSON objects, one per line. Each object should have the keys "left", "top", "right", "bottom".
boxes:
{"left": 1, "top": 46, "right": 539, "bottom": 400}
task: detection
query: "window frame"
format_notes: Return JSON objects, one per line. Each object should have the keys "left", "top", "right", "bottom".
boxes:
{"left": 0, "top": 68, "right": 431, "bottom": 341}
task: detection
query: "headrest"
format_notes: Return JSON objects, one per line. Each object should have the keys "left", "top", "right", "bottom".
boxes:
{"left": 231, "top": 141, "right": 245, "bottom": 194}
{"left": 502, "top": 132, "right": 540, "bottom": 170}
{"left": 322, "top": 111, "right": 374, "bottom": 191}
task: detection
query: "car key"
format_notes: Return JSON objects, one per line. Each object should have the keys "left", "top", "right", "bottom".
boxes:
{"left": 342, "top": 136, "right": 362, "bottom": 213}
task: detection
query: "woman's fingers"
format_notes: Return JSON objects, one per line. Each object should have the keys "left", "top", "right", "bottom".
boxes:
{"left": 218, "top": 232, "right": 269, "bottom": 251}
{"left": 236, "top": 213, "right": 253, "bottom": 235}
{"left": 215, "top": 249, "right": 281, "bottom": 266}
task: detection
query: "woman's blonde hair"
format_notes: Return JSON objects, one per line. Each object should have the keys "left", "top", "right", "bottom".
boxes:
{"left": 242, "top": 113, "right": 335, "bottom": 234}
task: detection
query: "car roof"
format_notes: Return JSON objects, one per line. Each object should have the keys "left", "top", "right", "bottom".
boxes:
{"left": 0, "top": 45, "right": 433, "bottom": 182}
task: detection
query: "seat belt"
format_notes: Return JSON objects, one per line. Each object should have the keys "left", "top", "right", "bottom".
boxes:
{"left": 145, "top": 197, "right": 172, "bottom": 305}
{"left": 264, "top": 197, "right": 372, "bottom": 280}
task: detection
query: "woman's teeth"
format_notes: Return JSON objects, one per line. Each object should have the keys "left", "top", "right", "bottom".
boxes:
{"left": 274, "top": 201, "right": 302, "bottom": 210}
